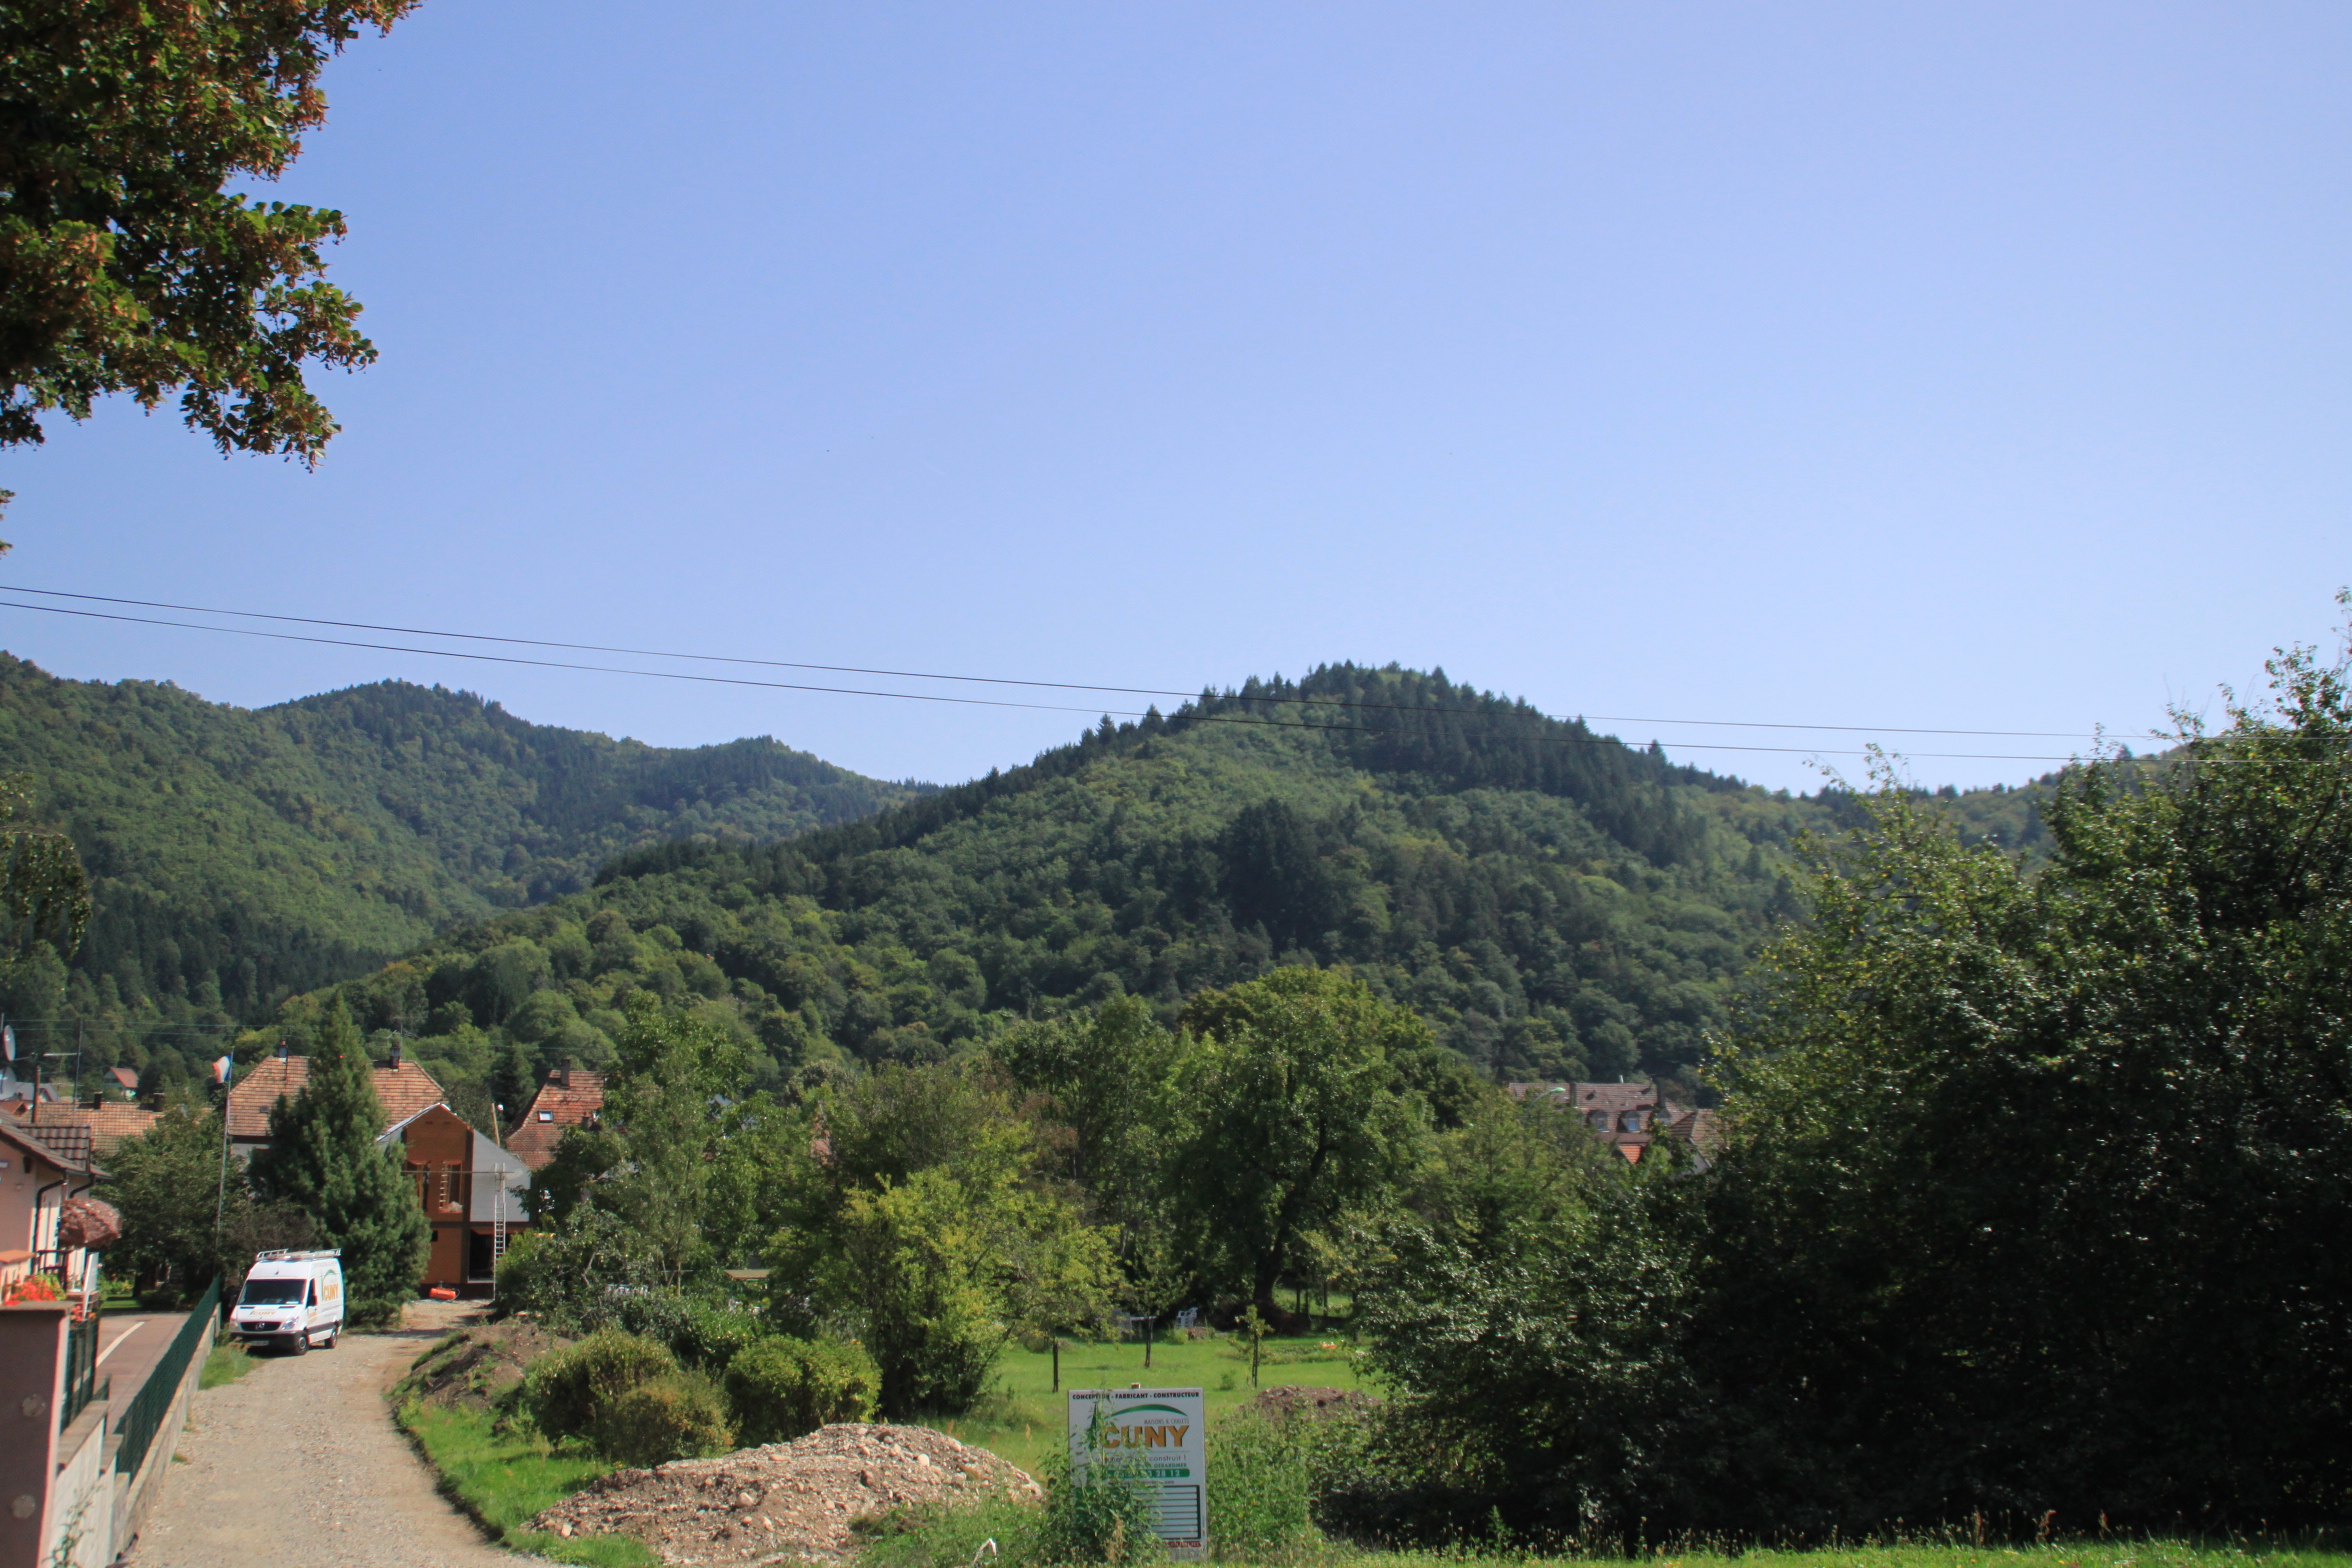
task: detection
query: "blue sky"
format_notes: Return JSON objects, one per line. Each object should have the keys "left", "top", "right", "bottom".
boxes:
{"left": 2, "top": 1, "right": 2346, "bottom": 792}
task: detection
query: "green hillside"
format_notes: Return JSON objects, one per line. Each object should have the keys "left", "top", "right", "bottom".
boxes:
{"left": 0, "top": 654, "right": 929, "bottom": 1048}
{"left": 292, "top": 665, "right": 1855, "bottom": 1123}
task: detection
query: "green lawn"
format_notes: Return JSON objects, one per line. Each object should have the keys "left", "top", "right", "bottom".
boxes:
{"left": 910, "top": 1332, "right": 1367, "bottom": 1476}
{"left": 395, "top": 1400, "right": 657, "bottom": 1568}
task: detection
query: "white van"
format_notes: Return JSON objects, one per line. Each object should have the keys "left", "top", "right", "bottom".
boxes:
{"left": 229, "top": 1250, "right": 345, "bottom": 1353}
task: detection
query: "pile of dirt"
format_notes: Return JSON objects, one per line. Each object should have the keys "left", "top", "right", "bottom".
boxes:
{"left": 1248, "top": 1385, "right": 1376, "bottom": 1421}
{"left": 530, "top": 1422, "right": 1041, "bottom": 1565}
{"left": 395, "top": 1322, "right": 567, "bottom": 1412}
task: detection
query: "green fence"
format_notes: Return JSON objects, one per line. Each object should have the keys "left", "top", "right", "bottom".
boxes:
{"left": 113, "top": 1278, "right": 219, "bottom": 1479}
{"left": 59, "top": 1311, "right": 106, "bottom": 1431}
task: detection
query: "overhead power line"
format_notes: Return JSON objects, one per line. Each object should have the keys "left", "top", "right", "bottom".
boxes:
{"left": 0, "top": 582, "right": 2094, "bottom": 740}
{"left": 0, "top": 595, "right": 2100, "bottom": 762}
{"left": 7, "top": 588, "right": 2304, "bottom": 768}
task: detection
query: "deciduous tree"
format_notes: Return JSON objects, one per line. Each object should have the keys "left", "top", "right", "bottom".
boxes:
{"left": 0, "top": 0, "right": 417, "bottom": 528}
{"left": 1172, "top": 967, "right": 1426, "bottom": 1321}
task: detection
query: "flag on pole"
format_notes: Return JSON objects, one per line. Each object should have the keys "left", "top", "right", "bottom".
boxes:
{"left": 213, "top": 1054, "right": 233, "bottom": 1084}
{"left": 1, "top": 1023, "right": 13, "bottom": 1062}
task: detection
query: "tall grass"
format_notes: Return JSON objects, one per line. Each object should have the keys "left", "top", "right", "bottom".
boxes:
{"left": 1208, "top": 1411, "right": 1320, "bottom": 1562}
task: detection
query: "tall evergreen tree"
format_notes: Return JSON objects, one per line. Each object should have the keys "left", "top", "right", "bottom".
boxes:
{"left": 249, "top": 996, "right": 426, "bottom": 1313}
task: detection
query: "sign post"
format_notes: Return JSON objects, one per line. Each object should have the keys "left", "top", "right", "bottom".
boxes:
{"left": 1067, "top": 1386, "right": 1207, "bottom": 1560}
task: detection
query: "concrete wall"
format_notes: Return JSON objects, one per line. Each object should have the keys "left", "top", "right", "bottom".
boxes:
{"left": 44, "top": 1405, "right": 107, "bottom": 1568}
{"left": 108, "top": 1309, "right": 214, "bottom": 1562}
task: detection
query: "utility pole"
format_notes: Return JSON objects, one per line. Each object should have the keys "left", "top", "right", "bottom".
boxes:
{"left": 214, "top": 1057, "right": 233, "bottom": 1252}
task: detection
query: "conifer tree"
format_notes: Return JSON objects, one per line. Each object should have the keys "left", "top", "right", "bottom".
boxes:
{"left": 250, "top": 997, "right": 427, "bottom": 1314}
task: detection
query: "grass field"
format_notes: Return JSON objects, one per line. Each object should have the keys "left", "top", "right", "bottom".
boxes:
{"left": 908, "top": 1332, "right": 1367, "bottom": 1475}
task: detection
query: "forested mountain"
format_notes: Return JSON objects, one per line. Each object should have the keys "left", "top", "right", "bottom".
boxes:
{"left": 0, "top": 654, "right": 929, "bottom": 1050}
{"left": 297, "top": 665, "right": 1866, "bottom": 1126}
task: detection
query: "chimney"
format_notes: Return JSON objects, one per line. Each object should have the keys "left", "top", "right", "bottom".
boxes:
{"left": 389, "top": 1037, "right": 403, "bottom": 1069}
{"left": 277, "top": 1040, "right": 290, "bottom": 1060}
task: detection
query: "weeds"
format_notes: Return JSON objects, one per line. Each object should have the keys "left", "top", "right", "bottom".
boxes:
{"left": 198, "top": 1343, "right": 257, "bottom": 1389}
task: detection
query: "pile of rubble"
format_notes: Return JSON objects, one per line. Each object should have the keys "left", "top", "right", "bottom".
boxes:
{"left": 1248, "top": 1384, "right": 1375, "bottom": 1421}
{"left": 529, "top": 1422, "right": 1041, "bottom": 1565}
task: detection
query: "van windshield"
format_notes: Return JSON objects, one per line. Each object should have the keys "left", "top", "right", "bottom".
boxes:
{"left": 239, "top": 1279, "right": 305, "bottom": 1305}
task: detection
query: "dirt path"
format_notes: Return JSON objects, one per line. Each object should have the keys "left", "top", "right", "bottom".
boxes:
{"left": 128, "top": 1302, "right": 514, "bottom": 1568}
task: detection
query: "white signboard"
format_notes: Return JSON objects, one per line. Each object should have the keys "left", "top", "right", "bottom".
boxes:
{"left": 1067, "top": 1386, "right": 1207, "bottom": 1559}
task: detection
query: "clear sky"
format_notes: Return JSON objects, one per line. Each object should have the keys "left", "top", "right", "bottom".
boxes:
{"left": 2, "top": 2, "right": 2346, "bottom": 793}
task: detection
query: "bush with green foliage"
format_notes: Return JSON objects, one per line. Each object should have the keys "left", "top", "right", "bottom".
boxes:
{"left": 766, "top": 1064, "right": 1119, "bottom": 1417}
{"left": 722, "top": 1336, "right": 880, "bottom": 1445}
{"left": 1355, "top": 621, "right": 2352, "bottom": 1538}
{"left": 493, "top": 1209, "right": 662, "bottom": 1332}
{"left": 612, "top": 1289, "right": 768, "bottom": 1373}
{"left": 588, "top": 1372, "right": 734, "bottom": 1467}
{"left": 523, "top": 1331, "right": 677, "bottom": 1446}
{"left": 1204, "top": 1411, "right": 1319, "bottom": 1560}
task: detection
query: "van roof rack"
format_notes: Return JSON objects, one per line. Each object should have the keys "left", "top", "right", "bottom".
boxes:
{"left": 253, "top": 1249, "right": 343, "bottom": 1261}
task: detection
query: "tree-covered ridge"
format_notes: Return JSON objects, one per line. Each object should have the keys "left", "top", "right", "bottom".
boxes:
{"left": 0, "top": 653, "right": 929, "bottom": 1039}
{"left": 304, "top": 665, "right": 1838, "bottom": 1122}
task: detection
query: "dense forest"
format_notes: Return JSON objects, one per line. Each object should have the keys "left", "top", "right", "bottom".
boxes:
{"left": 0, "top": 655, "right": 928, "bottom": 1075}
{"left": 279, "top": 665, "right": 1873, "bottom": 1126}
{"left": 4, "top": 656, "right": 2090, "bottom": 1117}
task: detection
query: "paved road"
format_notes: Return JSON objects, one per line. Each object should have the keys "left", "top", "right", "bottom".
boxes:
{"left": 128, "top": 1302, "right": 513, "bottom": 1568}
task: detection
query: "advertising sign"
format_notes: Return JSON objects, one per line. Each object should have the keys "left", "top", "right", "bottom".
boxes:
{"left": 1067, "top": 1386, "right": 1208, "bottom": 1559}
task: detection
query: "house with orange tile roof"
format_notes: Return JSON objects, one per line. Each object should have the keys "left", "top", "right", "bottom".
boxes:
{"left": 225, "top": 1040, "right": 450, "bottom": 1159}
{"left": 228, "top": 1041, "right": 536, "bottom": 1297}
{"left": 505, "top": 1064, "right": 606, "bottom": 1172}
{"left": 0, "top": 1114, "right": 107, "bottom": 1299}
{"left": 1506, "top": 1079, "right": 1724, "bottom": 1165}
{"left": 2, "top": 1099, "right": 160, "bottom": 1155}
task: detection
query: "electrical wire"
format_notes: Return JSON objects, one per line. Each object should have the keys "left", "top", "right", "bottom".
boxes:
{"left": 0, "top": 595, "right": 2108, "bottom": 762}
{"left": 0, "top": 582, "right": 2096, "bottom": 740}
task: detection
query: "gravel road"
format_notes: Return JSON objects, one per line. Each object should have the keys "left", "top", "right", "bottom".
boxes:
{"left": 128, "top": 1302, "right": 513, "bottom": 1568}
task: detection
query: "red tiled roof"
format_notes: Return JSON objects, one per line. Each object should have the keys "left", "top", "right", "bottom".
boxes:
{"left": 0, "top": 1116, "right": 99, "bottom": 1175}
{"left": 3, "top": 1101, "right": 160, "bottom": 1155}
{"left": 1664, "top": 1107, "right": 1724, "bottom": 1153}
{"left": 226, "top": 1056, "right": 447, "bottom": 1141}
{"left": 106, "top": 1067, "right": 140, "bottom": 1092}
{"left": 505, "top": 1069, "right": 605, "bottom": 1170}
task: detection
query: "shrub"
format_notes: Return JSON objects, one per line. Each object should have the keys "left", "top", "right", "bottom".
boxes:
{"left": 346, "top": 1297, "right": 405, "bottom": 1330}
{"left": 588, "top": 1372, "right": 735, "bottom": 1467}
{"left": 1033, "top": 1437, "right": 1164, "bottom": 1567}
{"left": 1205, "top": 1411, "right": 1317, "bottom": 1560}
{"left": 724, "top": 1336, "right": 881, "bottom": 1446}
{"left": 613, "top": 1287, "right": 765, "bottom": 1373}
{"left": 523, "top": 1330, "right": 676, "bottom": 1444}
{"left": 493, "top": 1208, "right": 662, "bottom": 1332}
